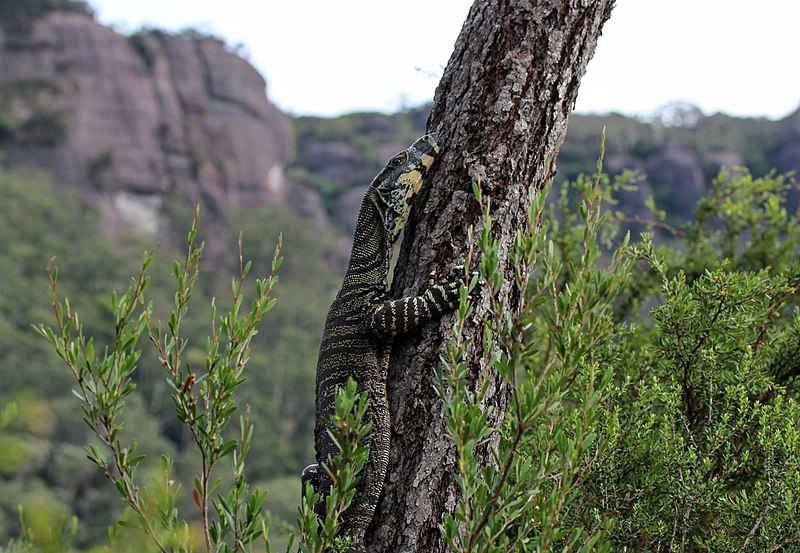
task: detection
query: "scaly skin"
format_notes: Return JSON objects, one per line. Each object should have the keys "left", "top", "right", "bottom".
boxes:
{"left": 308, "top": 134, "right": 461, "bottom": 551}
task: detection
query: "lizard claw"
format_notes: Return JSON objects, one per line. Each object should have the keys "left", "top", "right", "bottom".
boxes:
{"left": 426, "top": 270, "right": 438, "bottom": 287}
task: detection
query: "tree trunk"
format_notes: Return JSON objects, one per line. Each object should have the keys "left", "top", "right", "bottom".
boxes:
{"left": 366, "top": 0, "right": 614, "bottom": 550}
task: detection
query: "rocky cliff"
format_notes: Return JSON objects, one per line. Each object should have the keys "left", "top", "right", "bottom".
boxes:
{"left": 0, "top": 6, "right": 309, "bottom": 236}
{"left": 291, "top": 105, "right": 800, "bottom": 234}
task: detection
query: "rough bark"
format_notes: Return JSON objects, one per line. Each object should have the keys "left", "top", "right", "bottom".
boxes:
{"left": 366, "top": 0, "right": 615, "bottom": 551}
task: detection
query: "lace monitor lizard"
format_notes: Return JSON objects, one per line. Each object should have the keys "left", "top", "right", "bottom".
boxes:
{"left": 303, "top": 133, "right": 462, "bottom": 551}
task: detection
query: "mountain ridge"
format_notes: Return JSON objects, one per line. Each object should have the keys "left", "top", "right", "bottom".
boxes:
{"left": 0, "top": 4, "right": 298, "bottom": 238}
{"left": 2, "top": 2, "right": 800, "bottom": 243}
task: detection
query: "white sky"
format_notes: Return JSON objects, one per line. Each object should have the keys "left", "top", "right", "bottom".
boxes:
{"left": 89, "top": 0, "right": 800, "bottom": 120}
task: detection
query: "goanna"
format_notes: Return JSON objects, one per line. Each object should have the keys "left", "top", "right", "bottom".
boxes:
{"left": 303, "top": 133, "right": 462, "bottom": 551}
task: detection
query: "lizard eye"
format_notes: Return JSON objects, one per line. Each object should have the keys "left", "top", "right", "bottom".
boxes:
{"left": 388, "top": 151, "right": 408, "bottom": 168}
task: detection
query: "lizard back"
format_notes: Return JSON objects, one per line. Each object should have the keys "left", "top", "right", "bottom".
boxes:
{"left": 312, "top": 134, "right": 461, "bottom": 551}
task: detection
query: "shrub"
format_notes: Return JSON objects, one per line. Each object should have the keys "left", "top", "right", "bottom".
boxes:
{"left": 440, "top": 138, "right": 800, "bottom": 550}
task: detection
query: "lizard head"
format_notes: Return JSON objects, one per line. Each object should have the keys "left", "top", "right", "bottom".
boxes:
{"left": 369, "top": 133, "right": 440, "bottom": 286}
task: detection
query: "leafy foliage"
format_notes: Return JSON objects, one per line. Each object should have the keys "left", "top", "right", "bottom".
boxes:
{"left": 568, "top": 166, "right": 800, "bottom": 550}
{"left": 31, "top": 204, "right": 368, "bottom": 552}
{"left": 439, "top": 144, "right": 626, "bottom": 552}
{"left": 0, "top": 167, "right": 338, "bottom": 549}
{"left": 297, "top": 378, "right": 372, "bottom": 553}
{"left": 35, "top": 206, "right": 281, "bottom": 552}
{"left": 439, "top": 136, "right": 800, "bottom": 550}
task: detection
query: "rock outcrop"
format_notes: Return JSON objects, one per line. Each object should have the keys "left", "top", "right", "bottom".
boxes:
{"left": 0, "top": 10, "right": 297, "bottom": 235}
{"left": 644, "top": 142, "right": 707, "bottom": 217}
{"left": 4, "top": 6, "right": 800, "bottom": 241}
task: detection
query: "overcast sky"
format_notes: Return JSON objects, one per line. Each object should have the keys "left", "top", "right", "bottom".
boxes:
{"left": 89, "top": 0, "right": 800, "bottom": 120}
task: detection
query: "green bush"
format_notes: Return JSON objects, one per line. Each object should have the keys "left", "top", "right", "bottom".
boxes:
{"left": 439, "top": 138, "right": 800, "bottom": 550}
{"left": 34, "top": 206, "right": 368, "bottom": 552}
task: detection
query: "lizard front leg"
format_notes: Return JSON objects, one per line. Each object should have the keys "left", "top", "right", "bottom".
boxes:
{"left": 366, "top": 267, "right": 463, "bottom": 338}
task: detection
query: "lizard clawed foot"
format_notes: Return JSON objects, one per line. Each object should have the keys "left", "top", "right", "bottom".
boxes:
{"left": 301, "top": 463, "right": 319, "bottom": 499}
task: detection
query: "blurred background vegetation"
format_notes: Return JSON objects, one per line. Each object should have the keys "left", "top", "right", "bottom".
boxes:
{"left": 0, "top": 167, "right": 342, "bottom": 549}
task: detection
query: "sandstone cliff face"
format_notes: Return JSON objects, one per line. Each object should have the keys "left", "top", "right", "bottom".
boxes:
{"left": 0, "top": 11, "right": 296, "bottom": 234}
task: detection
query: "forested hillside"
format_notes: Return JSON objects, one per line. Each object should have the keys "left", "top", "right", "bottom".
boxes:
{"left": 0, "top": 166, "right": 344, "bottom": 547}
